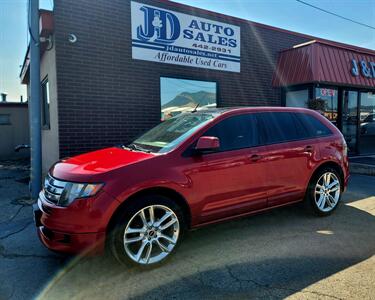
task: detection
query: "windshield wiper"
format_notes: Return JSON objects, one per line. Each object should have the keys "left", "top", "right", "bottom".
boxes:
{"left": 125, "top": 143, "right": 151, "bottom": 153}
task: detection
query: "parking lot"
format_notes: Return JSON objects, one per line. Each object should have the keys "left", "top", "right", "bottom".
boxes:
{"left": 0, "top": 161, "right": 374, "bottom": 300}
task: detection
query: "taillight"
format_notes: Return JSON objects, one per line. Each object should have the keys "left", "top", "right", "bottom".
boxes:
{"left": 342, "top": 136, "right": 348, "bottom": 158}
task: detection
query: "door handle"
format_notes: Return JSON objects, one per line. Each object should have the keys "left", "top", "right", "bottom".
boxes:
{"left": 304, "top": 145, "right": 313, "bottom": 153}
{"left": 249, "top": 154, "right": 263, "bottom": 162}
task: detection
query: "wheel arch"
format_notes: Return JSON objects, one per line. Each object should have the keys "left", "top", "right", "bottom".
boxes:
{"left": 309, "top": 161, "right": 345, "bottom": 191}
{"left": 106, "top": 186, "right": 192, "bottom": 234}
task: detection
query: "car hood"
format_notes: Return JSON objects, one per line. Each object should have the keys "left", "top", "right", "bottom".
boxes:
{"left": 50, "top": 147, "right": 156, "bottom": 181}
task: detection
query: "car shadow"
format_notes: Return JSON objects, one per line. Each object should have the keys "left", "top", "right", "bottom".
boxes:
{"left": 37, "top": 189, "right": 375, "bottom": 300}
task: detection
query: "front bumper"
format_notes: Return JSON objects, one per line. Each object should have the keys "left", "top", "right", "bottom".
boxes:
{"left": 33, "top": 190, "right": 119, "bottom": 255}
{"left": 35, "top": 217, "right": 105, "bottom": 255}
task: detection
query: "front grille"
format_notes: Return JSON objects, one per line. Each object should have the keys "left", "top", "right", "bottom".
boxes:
{"left": 43, "top": 174, "right": 66, "bottom": 205}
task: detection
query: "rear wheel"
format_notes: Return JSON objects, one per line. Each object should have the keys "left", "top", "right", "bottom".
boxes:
{"left": 305, "top": 167, "right": 342, "bottom": 216}
{"left": 109, "top": 195, "right": 185, "bottom": 267}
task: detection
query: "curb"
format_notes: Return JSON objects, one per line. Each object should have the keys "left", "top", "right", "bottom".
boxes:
{"left": 349, "top": 163, "right": 375, "bottom": 176}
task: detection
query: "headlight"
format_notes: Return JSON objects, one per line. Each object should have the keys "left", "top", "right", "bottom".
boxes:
{"left": 59, "top": 182, "right": 104, "bottom": 207}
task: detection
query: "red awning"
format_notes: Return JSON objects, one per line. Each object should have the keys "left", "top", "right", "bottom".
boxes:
{"left": 272, "top": 40, "right": 375, "bottom": 89}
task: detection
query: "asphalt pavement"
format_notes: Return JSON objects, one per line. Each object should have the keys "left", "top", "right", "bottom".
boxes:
{"left": 0, "top": 161, "right": 374, "bottom": 300}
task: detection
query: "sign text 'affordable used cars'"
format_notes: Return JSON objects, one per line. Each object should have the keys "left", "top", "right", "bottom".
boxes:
{"left": 131, "top": 1, "right": 241, "bottom": 72}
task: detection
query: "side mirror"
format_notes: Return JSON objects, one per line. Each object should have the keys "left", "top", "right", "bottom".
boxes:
{"left": 195, "top": 136, "right": 220, "bottom": 153}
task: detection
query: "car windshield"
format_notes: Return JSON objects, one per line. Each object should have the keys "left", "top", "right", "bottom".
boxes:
{"left": 129, "top": 112, "right": 216, "bottom": 153}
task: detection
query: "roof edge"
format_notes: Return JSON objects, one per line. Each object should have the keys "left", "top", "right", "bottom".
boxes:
{"left": 281, "top": 39, "right": 375, "bottom": 56}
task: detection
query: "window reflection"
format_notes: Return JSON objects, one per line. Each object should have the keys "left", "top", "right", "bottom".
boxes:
{"left": 285, "top": 89, "right": 308, "bottom": 108}
{"left": 160, "top": 77, "right": 217, "bottom": 120}
{"left": 359, "top": 92, "right": 375, "bottom": 154}
{"left": 41, "top": 78, "right": 50, "bottom": 129}
{"left": 315, "top": 88, "right": 338, "bottom": 126}
{"left": 342, "top": 91, "right": 358, "bottom": 154}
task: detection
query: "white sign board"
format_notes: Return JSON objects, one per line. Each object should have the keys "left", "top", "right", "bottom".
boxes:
{"left": 131, "top": 1, "right": 241, "bottom": 72}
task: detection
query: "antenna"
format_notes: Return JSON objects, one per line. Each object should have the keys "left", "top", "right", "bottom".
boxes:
{"left": 192, "top": 103, "right": 200, "bottom": 113}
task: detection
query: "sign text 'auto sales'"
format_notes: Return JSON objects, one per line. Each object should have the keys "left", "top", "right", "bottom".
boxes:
{"left": 131, "top": 1, "right": 241, "bottom": 72}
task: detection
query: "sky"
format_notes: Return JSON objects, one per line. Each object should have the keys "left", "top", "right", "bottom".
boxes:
{"left": 173, "top": 0, "right": 375, "bottom": 49}
{"left": 0, "top": 0, "right": 52, "bottom": 102}
{"left": 0, "top": 0, "right": 374, "bottom": 102}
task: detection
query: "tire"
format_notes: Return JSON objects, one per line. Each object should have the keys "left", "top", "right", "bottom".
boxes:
{"left": 108, "top": 194, "right": 185, "bottom": 268}
{"left": 305, "top": 167, "right": 342, "bottom": 216}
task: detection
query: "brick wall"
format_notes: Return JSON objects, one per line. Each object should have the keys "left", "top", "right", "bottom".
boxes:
{"left": 54, "top": 0, "right": 309, "bottom": 157}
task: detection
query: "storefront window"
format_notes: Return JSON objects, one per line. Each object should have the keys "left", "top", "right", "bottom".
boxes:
{"left": 315, "top": 88, "right": 338, "bottom": 126}
{"left": 285, "top": 89, "right": 308, "bottom": 108}
{"left": 160, "top": 77, "right": 217, "bottom": 120}
{"left": 359, "top": 92, "right": 375, "bottom": 154}
{"left": 342, "top": 91, "right": 358, "bottom": 154}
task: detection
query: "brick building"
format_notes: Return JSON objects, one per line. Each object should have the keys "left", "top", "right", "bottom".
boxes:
{"left": 0, "top": 101, "right": 29, "bottom": 159}
{"left": 20, "top": 0, "right": 375, "bottom": 172}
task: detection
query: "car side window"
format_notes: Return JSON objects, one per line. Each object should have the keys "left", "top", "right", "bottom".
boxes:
{"left": 257, "top": 112, "right": 305, "bottom": 144}
{"left": 294, "top": 113, "right": 332, "bottom": 137}
{"left": 202, "top": 114, "right": 259, "bottom": 152}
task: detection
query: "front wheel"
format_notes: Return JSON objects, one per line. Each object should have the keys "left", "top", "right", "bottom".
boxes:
{"left": 109, "top": 195, "right": 184, "bottom": 267}
{"left": 305, "top": 168, "right": 342, "bottom": 216}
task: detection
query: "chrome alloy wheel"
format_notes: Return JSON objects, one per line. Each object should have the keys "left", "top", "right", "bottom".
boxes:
{"left": 314, "top": 172, "right": 341, "bottom": 212}
{"left": 123, "top": 205, "right": 180, "bottom": 265}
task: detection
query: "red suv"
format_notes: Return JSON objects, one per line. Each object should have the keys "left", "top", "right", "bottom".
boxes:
{"left": 34, "top": 107, "right": 349, "bottom": 266}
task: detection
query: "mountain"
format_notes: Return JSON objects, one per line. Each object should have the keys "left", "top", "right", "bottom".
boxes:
{"left": 162, "top": 91, "right": 216, "bottom": 109}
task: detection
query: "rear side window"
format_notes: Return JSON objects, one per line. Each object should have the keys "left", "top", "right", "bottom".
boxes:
{"left": 294, "top": 113, "right": 332, "bottom": 138}
{"left": 203, "top": 114, "right": 259, "bottom": 151}
{"left": 257, "top": 112, "right": 332, "bottom": 144}
{"left": 257, "top": 112, "right": 306, "bottom": 144}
